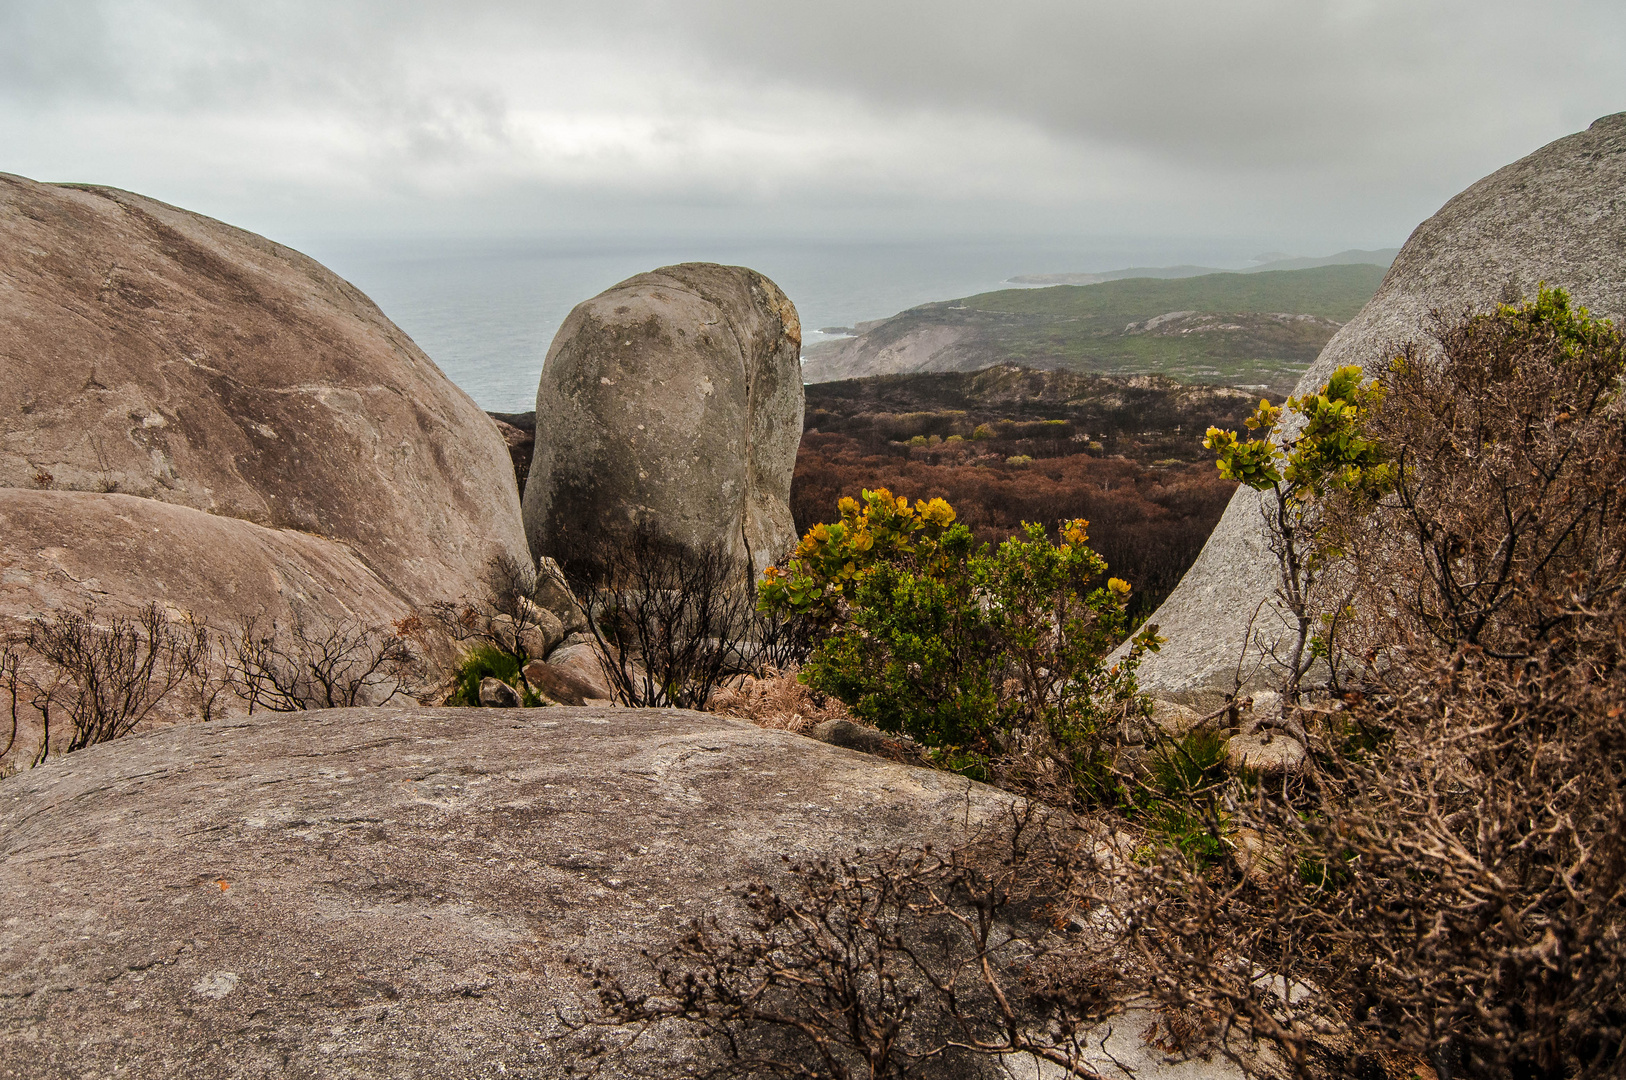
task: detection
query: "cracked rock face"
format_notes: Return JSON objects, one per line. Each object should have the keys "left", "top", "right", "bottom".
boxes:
{"left": 1129, "top": 113, "right": 1626, "bottom": 707}
{"left": 0, "top": 707, "right": 1013, "bottom": 1078}
{"left": 0, "top": 173, "right": 528, "bottom": 632}
{"left": 522, "top": 263, "right": 804, "bottom": 580}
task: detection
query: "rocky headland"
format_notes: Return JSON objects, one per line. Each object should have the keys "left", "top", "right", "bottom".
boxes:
{"left": 800, "top": 262, "right": 1388, "bottom": 394}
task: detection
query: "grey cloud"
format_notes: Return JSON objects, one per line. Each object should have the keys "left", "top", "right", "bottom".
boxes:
{"left": 631, "top": 0, "right": 1626, "bottom": 168}
{"left": 1, "top": 0, "right": 1622, "bottom": 246}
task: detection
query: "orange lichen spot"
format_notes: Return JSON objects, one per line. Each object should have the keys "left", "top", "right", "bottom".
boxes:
{"left": 214, "top": 879, "right": 231, "bottom": 892}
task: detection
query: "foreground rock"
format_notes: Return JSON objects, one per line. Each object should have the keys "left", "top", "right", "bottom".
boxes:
{"left": 0, "top": 707, "right": 1020, "bottom": 1078}
{"left": 523, "top": 263, "right": 804, "bottom": 580}
{"left": 0, "top": 173, "right": 528, "bottom": 636}
{"left": 1132, "top": 113, "right": 1626, "bottom": 706}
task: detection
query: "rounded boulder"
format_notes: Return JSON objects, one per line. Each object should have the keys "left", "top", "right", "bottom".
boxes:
{"left": 522, "top": 263, "right": 803, "bottom": 580}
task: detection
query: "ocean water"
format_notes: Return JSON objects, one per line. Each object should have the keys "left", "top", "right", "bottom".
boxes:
{"left": 301, "top": 236, "right": 1256, "bottom": 412}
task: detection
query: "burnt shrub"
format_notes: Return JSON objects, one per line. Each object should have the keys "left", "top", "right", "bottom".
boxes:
{"left": 1122, "top": 290, "right": 1626, "bottom": 1078}
{"left": 21, "top": 603, "right": 207, "bottom": 760}
{"left": 564, "top": 522, "right": 796, "bottom": 709}
{"left": 225, "top": 617, "right": 420, "bottom": 712}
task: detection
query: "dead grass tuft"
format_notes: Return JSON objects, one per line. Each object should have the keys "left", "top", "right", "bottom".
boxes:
{"left": 705, "top": 665, "right": 851, "bottom": 736}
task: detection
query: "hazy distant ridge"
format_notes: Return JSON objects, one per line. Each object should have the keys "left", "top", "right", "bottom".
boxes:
{"left": 1007, "top": 248, "right": 1398, "bottom": 286}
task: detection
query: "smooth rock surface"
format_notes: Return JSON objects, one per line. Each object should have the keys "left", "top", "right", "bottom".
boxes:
{"left": 0, "top": 490, "right": 410, "bottom": 639}
{"left": 1131, "top": 114, "right": 1626, "bottom": 707}
{"left": 0, "top": 707, "right": 1015, "bottom": 1078}
{"left": 523, "top": 263, "right": 803, "bottom": 581}
{"left": 0, "top": 173, "right": 528, "bottom": 629}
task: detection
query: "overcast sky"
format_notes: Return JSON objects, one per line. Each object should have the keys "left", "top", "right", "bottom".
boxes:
{"left": 3, "top": 1, "right": 1624, "bottom": 254}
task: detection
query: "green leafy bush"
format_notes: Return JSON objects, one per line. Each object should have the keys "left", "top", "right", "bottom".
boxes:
{"left": 759, "top": 488, "right": 1160, "bottom": 799}
{"left": 1203, "top": 364, "right": 1392, "bottom": 698}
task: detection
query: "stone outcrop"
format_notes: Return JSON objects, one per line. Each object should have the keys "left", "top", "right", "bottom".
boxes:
{"left": 523, "top": 263, "right": 804, "bottom": 580}
{"left": 0, "top": 707, "right": 1018, "bottom": 1077}
{"left": 0, "top": 173, "right": 529, "bottom": 639}
{"left": 0, "top": 491, "right": 410, "bottom": 643}
{"left": 1131, "top": 113, "right": 1626, "bottom": 706}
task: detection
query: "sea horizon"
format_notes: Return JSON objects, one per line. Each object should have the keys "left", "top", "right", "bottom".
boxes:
{"left": 298, "top": 234, "right": 1311, "bottom": 412}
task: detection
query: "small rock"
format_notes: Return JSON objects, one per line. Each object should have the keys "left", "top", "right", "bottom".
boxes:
{"left": 543, "top": 641, "right": 616, "bottom": 703}
{"left": 521, "top": 659, "right": 600, "bottom": 708}
{"left": 1232, "top": 827, "right": 1287, "bottom": 888}
{"left": 1148, "top": 698, "right": 1203, "bottom": 739}
{"left": 490, "top": 611, "right": 559, "bottom": 665}
{"left": 1248, "top": 689, "right": 1283, "bottom": 725}
{"left": 191, "top": 971, "right": 239, "bottom": 1000}
{"left": 477, "top": 677, "right": 521, "bottom": 708}
{"left": 1227, "top": 732, "right": 1306, "bottom": 776}
{"left": 533, "top": 557, "right": 588, "bottom": 634}
{"left": 515, "top": 597, "right": 565, "bottom": 658}
{"left": 811, "top": 719, "right": 892, "bottom": 755}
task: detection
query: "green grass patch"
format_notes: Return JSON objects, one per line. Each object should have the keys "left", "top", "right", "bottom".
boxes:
{"left": 1149, "top": 727, "right": 1230, "bottom": 797}
{"left": 449, "top": 643, "right": 541, "bottom": 707}
{"left": 929, "top": 745, "right": 992, "bottom": 783}
{"left": 1137, "top": 728, "right": 1234, "bottom": 867}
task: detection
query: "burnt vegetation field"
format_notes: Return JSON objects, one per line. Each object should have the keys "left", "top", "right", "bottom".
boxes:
{"left": 489, "top": 365, "right": 1264, "bottom": 621}
{"left": 793, "top": 365, "right": 1267, "bottom": 619}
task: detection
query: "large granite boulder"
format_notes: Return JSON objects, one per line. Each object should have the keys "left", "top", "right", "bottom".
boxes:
{"left": 0, "top": 707, "right": 1018, "bottom": 1077}
{"left": 523, "top": 263, "right": 804, "bottom": 580}
{"left": 1133, "top": 114, "right": 1626, "bottom": 707}
{"left": 0, "top": 174, "right": 528, "bottom": 648}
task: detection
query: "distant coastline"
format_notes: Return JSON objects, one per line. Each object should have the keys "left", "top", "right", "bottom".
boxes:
{"left": 1006, "top": 248, "right": 1397, "bottom": 287}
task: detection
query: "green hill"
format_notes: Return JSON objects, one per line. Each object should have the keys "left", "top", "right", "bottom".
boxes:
{"left": 802, "top": 264, "right": 1387, "bottom": 394}
{"left": 962, "top": 263, "right": 1384, "bottom": 320}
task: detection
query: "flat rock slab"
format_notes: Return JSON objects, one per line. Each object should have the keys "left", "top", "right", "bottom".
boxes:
{"left": 0, "top": 707, "right": 1012, "bottom": 1078}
